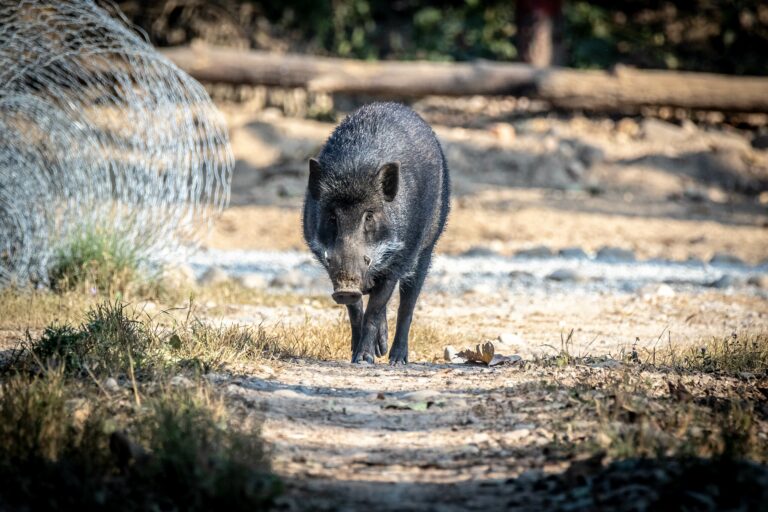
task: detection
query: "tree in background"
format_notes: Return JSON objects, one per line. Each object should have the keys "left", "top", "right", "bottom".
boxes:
{"left": 118, "top": 0, "right": 768, "bottom": 76}
{"left": 516, "top": 0, "right": 563, "bottom": 66}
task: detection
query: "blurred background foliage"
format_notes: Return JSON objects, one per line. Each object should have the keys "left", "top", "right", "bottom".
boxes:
{"left": 119, "top": 0, "right": 768, "bottom": 75}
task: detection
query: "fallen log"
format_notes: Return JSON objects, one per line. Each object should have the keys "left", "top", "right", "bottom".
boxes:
{"left": 161, "top": 45, "right": 768, "bottom": 113}
{"left": 160, "top": 45, "right": 537, "bottom": 96}
{"left": 536, "top": 66, "right": 768, "bottom": 113}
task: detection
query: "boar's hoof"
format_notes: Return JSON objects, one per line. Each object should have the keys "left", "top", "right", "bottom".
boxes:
{"left": 352, "top": 350, "right": 375, "bottom": 364}
{"left": 389, "top": 347, "right": 408, "bottom": 365}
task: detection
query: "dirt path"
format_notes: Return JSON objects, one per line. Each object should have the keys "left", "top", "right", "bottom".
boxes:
{"left": 218, "top": 361, "right": 572, "bottom": 511}
{"left": 213, "top": 359, "right": 768, "bottom": 511}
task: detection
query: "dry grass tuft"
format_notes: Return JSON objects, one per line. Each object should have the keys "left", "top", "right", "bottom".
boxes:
{"left": 657, "top": 332, "right": 768, "bottom": 376}
{"left": 566, "top": 369, "right": 768, "bottom": 465}
{"left": 0, "top": 368, "right": 279, "bottom": 511}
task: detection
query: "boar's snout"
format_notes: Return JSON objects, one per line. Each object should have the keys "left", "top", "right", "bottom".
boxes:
{"left": 331, "top": 272, "right": 363, "bottom": 304}
{"left": 327, "top": 245, "right": 370, "bottom": 304}
{"left": 329, "top": 265, "right": 364, "bottom": 304}
{"left": 329, "top": 262, "right": 366, "bottom": 304}
{"left": 331, "top": 288, "right": 362, "bottom": 305}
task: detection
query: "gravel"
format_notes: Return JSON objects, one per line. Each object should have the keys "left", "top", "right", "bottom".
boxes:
{"left": 187, "top": 248, "right": 767, "bottom": 296}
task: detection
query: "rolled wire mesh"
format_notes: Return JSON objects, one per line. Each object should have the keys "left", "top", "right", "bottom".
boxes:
{"left": 0, "top": 0, "right": 232, "bottom": 287}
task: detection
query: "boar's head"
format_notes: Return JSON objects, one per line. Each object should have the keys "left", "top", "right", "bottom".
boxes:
{"left": 307, "top": 158, "right": 401, "bottom": 305}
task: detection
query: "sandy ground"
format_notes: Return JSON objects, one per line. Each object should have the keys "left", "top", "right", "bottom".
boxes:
{"left": 208, "top": 190, "right": 768, "bottom": 263}
{"left": 197, "top": 104, "right": 768, "bottom": 357}
{"left": 208, "top": 105, "right": 768, "bottom": 264}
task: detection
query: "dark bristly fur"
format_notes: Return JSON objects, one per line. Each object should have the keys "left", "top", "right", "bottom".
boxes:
{"left": 302, "top": 102, "right": 450, "bottom": 364}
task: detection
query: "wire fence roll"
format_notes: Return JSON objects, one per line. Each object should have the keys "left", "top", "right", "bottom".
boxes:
{"left": 0, "top": 0, "right": 233, "bottom": 288}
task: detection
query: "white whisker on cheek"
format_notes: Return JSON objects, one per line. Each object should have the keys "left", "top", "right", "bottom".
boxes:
{"left": 369, "top": 239, "right": 404, "bottom": 272}
{"left": 308, "top": 239, "right": 329, "bottom": 268}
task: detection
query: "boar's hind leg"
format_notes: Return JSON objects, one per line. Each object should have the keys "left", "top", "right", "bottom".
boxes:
{"left": 352, "top": 278, "right": 397, "bottom": 364}
{"left": 374, "top": 311, "right": 388, "bottom": 357}
{"left": 346, "top": 299, "right": 363, "bottom": 353}
{"left": 389, "top": 253, "right": 432, "bottom": 365}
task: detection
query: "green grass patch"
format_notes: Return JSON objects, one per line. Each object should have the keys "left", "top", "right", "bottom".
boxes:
{"left": 49, "top": 228, "right": 147, "bottom": 294}
{"left": 29, "top": 301, "right": 159, "bottom": 377}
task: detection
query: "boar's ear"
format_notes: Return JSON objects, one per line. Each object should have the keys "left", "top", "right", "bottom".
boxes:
{"left": 378, "top": 161, "right": 399, "bottom": 202}
{"left": 308, "top": 158, "right": 322, "bottom": 200}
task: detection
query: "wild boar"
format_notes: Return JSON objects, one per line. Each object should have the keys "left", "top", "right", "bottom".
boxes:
{"left": 302, "top": 102, "right": 450, "bottom": 364}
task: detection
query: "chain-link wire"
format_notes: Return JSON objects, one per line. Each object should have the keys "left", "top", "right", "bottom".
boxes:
{"left": 0, "top": 0, "right": 233, "bottom": 287}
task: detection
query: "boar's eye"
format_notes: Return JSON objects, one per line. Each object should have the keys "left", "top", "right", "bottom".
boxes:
{"left": 364, "top": 211, "right": 375, "bottom": 230}
{"left": 328, "top": 211, "right": 337, "bottom": 226}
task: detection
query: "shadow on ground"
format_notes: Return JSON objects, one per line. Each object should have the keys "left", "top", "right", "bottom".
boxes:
{"left": 279, "top": 456, "right": 768, "bottom": 511}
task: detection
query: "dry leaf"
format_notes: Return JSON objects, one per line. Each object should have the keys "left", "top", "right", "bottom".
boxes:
{"left": 447, "top": 341, "right": 523, "bottom": 367}
{"left": 457, "top": 341, "right": 496, "bottom": 364}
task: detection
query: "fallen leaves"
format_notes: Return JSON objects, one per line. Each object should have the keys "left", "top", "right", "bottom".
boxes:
{"left": 444, "top": 340, "right": 523, "bottom": 367}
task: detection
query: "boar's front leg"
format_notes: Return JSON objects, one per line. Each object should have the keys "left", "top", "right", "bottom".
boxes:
{"left": 352, "top": 278, "right": 396, "bottom": 364}
{"left": 389, "top": 252, "right": 432, "bottom": 365}
{"left": 346, "top": 300, "right": 363, "bottom": 354}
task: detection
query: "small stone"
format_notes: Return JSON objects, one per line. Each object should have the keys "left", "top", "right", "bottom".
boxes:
{"left": 515, "top": 245, "right": 553, "bottom": 259}
{"left": 640, "top": 283, "right": 676, "bottom": 298}
{"left": 198, "top": 266, "right": 230, "bottom": 286}
{"left": 681, "top": 119, "right": 698, "bottom": 133}
{"left": 747, "top": 275, "right": 768, "bottom": 289}
{"left": 488, "top": 122, "right": 516, "bottom": 144}
{"left": 444, "top": 345, "right": 460, "bottom": 362}
{"left": 616, "top": 118, "right": 640, "bottom": 137}
{"left": 546, "top": 268, "right": 584, "bottom": 282}
{"left": 558, "top": 247, "right": 589, "bottom": 259}
{"left": 465, "top": 282, "right": 496, "bottom": 296}
{"left": 709, "top": 252, "right": 745, "bottom": 266}
{"left": 104, "top": 377, "right": 120, "bottom": 393}
{"left": 461, "top": 246, "right": 499, "bottom": 258}
{"left": 595, "top": 246, "right": 636, "bottom": 262}
{"left": 708, "top": 275, "right": 745, "bottom": 289}
{"left": 508, "top": 270, "right": 535, "bottom": 280}
{"left": 577, "top": 144, "right": 604, "bottom": 168}
{"left": 641, "top": 118, "right": 688, "bottom": 142}
{"left": 682, "top": 187, "right": 707, "bottom": 202}
{"left": 236, "top": 273, "right": 268, "bottom": 289}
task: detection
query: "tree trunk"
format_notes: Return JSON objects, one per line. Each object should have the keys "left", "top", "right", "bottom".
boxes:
{"left": 515, "top": 0, "right": 563, "bottom": 67}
